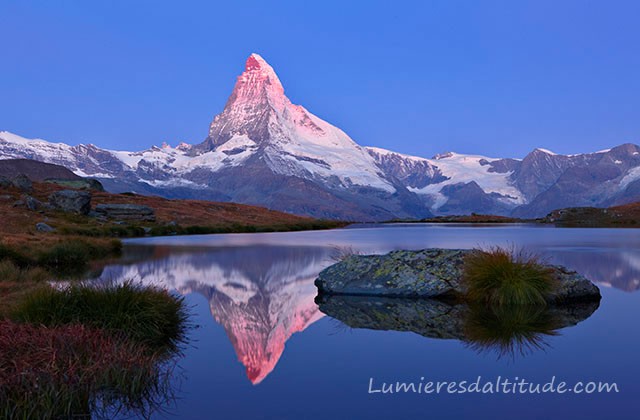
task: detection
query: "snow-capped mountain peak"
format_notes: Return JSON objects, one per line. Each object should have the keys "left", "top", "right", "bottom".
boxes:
{"left": 2, "top": 54, "right": 640, "bottom": 220}
{"left": 197, "top": 54, "right": 397, "bottom": 194}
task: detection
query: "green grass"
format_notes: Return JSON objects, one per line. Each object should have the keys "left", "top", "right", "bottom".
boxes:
{"left": 0, "top": 239, "right": 122, "bottom": 278}
{"left": 10, "top": 282, "right": 189, "bottom": 353}
{"left": 59, "top": 220, "right": 346, "bottom": 238}
{"left": 0, "top": 244, "right": 34, "bottom": 269}
{"left": 36, "top": 239, "right": 122, "bottom": 276}
{"left": 462, "top": 246, "right": 558, "bottom": 306}
{"left": 59, "top": 224, "right": 148, "bottom": 237}
{"left": 0, "top": 260, "right": 49, "bottom": 283}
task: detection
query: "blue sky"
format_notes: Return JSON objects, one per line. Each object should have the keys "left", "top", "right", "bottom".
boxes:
{"left": 1, "top": 0, "right": 638, "bottom": 158}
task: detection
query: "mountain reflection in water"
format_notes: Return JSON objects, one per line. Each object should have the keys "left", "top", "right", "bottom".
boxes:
{"left": 548, "top": 248, "right": 640, "bottom": 292}
{"left": 92, "top": 230, "right": 639, "bottom": 384}
{"left": 96, "top": 246, "right": 334, "bottom": 384}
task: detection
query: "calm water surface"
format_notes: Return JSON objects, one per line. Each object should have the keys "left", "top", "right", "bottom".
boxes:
{"left": 96, "top": 224, "right": 640, "bottom": 419}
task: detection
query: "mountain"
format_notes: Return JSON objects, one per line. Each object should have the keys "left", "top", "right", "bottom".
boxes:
{"left": 1, "top": 53, "right": 640, "bottom": 219}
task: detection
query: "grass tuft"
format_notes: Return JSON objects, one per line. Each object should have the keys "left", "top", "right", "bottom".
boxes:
{"left": 0, "top": 239, "right": 122, "bottom": 278}
{"left": 0, "top": 260, "right": 49, "bottom": 283}
{"left": 36, "top": 239, "right": 122, "bottom": 276}
{"left": 329, "top": 245, "right": 362, "bottom": 262}
{"left": 10, "top": 282, "right": 189, "bottom": 353}
{"left": 0, "top": 244, "right": 34, "bottom": 269}
{"left": 462, "top": 246, "right": 558, "bottom": 306}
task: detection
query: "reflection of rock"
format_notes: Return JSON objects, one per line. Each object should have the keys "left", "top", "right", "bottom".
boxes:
{"left": 317, "top": 294, "right": 466, "bottom": 339}
{"left": 94, "top": 245, "right": 333, "bottom": 384}
{"left": 317, "top": 294, "right": 599, "bottom": 358}
{"left": 316, "top": 249, "right": 601, "bottom": 302}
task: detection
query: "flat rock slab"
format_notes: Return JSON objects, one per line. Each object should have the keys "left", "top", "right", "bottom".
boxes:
{"left": 94, "top": 204, "right": 156, "bottom": 222}
{"left": 315, "top": 249, "right": 601, "bottom": 303}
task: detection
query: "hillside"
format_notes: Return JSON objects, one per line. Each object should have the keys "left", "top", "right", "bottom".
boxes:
{"left": 0, "top": 171, "right": 343, "bottom": 255}
{"left": 543, "top": 202, "right": 640, "bottom": 227}
{"left": 0, "top": 158, "right": 81, "bottom": 182}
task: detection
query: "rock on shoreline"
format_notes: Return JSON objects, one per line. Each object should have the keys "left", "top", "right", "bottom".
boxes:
{"left": 314, "top": 249, "right": 601, "bottom": 303}
{"left": 94, "top": 204, "right": 156, "bottom": 222}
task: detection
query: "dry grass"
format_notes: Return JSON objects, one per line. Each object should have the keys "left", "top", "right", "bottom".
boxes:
{"left": 462, "top": 246, "right": 558, "bottom": 306}
{"left": 0, "top": 320, "right": 177, "bottom": 419}
{"left": 329, "top": 245, "right": 363, "bottom": 262}
{"left": 1, "top": 181, "right": 344, "bottom": 242}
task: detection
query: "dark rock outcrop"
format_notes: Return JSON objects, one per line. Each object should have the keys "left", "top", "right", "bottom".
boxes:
{"left": 94, "top": 204, "right": 156, "bottom": 222}
{"left": 21, "top": 194, "right": 44, "bottom": 211}
{"left": 315, "top": 249, "right": 601, "bottom": 303}
{"left": 437, "top": 181, "right": 514, "bottom": 215}
{"left": 0, "top": 176, "right": 11, "bottom": 188}
{"left": 11, "top": 174, "right": 32, "bottom": 192}
{"left": 45, "top": 178, "right": 104, "bottom": 191}
{"left": 48, "top": 190, "right": 92, "bottom": 215}
{"left": 36, "top": 222, "right": 55, "bottom": 232}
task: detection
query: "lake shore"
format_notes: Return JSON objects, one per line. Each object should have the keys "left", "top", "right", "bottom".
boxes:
{"left": 382, "top": 202, "right": 640, "bottom": 228}
{"left": 0, "top": 179, "right": 345, "bottom": 418}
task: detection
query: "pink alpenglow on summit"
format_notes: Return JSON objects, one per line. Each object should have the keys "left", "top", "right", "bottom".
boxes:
{"left": 2, "top": 53, "right": 640, "bottom": 220}
{"left": 91, "top": 246, "right": 331, "bottom": 385}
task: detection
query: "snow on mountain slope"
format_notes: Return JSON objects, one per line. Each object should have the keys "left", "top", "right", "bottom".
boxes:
{"left": 620, "top": 166, "right": 640, "bottom": 190}
{"left": 200, "top": 53, "right": 395, "bottom": 193}
{"left": 420, "top": 152, "right": 524, "bottom": 208}
{"left": 0, "top": 130, "right": 255, "bottom": 187}
{"left": 3, "top": 53, "right": 640, "bottom": 219}
{"left": 366, "top": 146, "right": 524, "bottom": 210}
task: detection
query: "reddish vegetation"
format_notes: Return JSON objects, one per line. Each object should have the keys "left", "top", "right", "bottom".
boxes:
{"left": 421, "top": 214, "right": 521, "bottom": 223}
{"left": 610, "top": 202, "right": 640, "bottom": 219}
{"left": 91, "top": 190, "right": 318, "bottom": 227}
{"left": 0, "top": 320, "right": 161, "bottom": 417}
{"left": 0, "top": 181, "right": 323, "bottom": 234}
{"left": 0, "top": 320, "right": 152, "bottom": 384}
{"left": 1, "top": 181, "right": 342, "bottom": 307}
{"left": 544, "top": 202, "right": 640, "bottom": 227}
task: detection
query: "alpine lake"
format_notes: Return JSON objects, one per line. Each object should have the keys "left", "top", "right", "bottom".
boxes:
{"left": 90, "top": 223, "right": 640, "bottom": 419}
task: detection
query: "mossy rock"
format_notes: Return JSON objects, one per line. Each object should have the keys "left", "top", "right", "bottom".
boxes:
{"left": 315, "top": 249, "right": 601, "bottom": 303}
